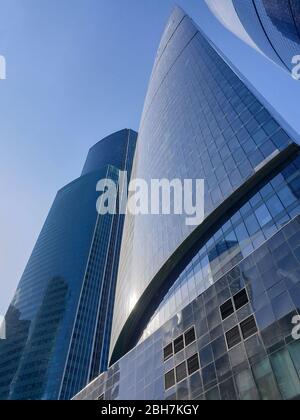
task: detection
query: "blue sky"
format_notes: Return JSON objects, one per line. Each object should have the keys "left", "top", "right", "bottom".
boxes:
{"left": 0, "top": 0, "right": 299, "bottom": 315}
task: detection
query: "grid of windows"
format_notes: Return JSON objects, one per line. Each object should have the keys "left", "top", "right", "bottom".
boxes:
{"left": 60, "top": 131, "right": 137, "bottom": 400}
{"left": 225, "top": 315, "right": 258, "bottom": 350}
{"left": 221, "top": 288, "right": 249, "bottom": 321}
{"left": 140, "top": 154, "right": 300, "bottom": 343}
{"left": 165, "top": 354, "right": 200, "bottom": 391}
{"left": 74, "top": 217, "right": 300, "bottom": 401}
{"left": 60, "top": 167, "right": 121, "bottom": 401}
{"left": 163, "top": 327, "right": 196, "bottom": 362}
{"left": 163, "top": 326, "right": 199, "bottom": 390}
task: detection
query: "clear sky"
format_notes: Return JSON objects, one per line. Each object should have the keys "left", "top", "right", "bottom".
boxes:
{"left": 0, "top": 0, "right": 299, "bottom": 316}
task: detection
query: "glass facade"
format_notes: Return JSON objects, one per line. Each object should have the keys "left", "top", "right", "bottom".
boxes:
{"left": 110, "top": 7, "right": 297, "bottom": 364}
{"left": 205, "top": 0, "right": 300, "bottom": 72}
{"left": 74, "top": 216, "right": 300, "bottom": 401}
{"left": 0, "top": 129, "right": 137, "bottom": 400}
{"left": 140, "top": 153, "right": 300, "bottom": 343}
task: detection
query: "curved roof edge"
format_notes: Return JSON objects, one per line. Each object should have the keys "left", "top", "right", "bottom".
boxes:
{"left": 81, "top": 129, "right": 138, "bottom": 176}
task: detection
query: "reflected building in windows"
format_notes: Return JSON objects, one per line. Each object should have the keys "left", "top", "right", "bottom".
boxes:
{"left": 0, "top": 129, "right": 137, "bottom": 400}
{"left": 75, "top": 7, "right": 300, "bottom": 401}
{"left": 205, "top": 0, "right": 300, "bottom": 72}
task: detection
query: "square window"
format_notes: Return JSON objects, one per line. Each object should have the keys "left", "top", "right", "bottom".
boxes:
{"left": 202, "top": 363, "right": 217, "bottom": 391}
{"left": 164, "top": 343, "right": 173, "bottom": 362}
{"left": 165, "top": 369, "right": 176, "bottom": 390}
{"left": 253, "top": 129, "right": 267, "bottom": 146}
{"left": 272, "top": 130, "right": 290, "bottom": 149}
{"left": 184, "top": 327, "right": 196, "bottom": 347}
{"left": 240, "top": 315, "right": 258, "bottom": 340}
{"left": 266, "top": 195, "right": 284, "bottom": 218}
{"left": 219, "top": 377, "right": 237, "bottom": 400}
{"left": 245, "top": 214, "right": 260, "bottom": 236}
{"left": 226, "top": 326, "right": 242, "bottom": 350}
{"left": 220, "top": 299, "right": 234, "bottom": 320}
{"left": 255, "top": 204, "right": 272, "bottom": 228}
{"left": 233, "top": 289, "right": 249, "bottom": 311}
{"left": 176, "top": 362, "right": 187, "bottom": 383}
{"left": 174, "top": 335, "right": 184, "bottom": 354}
{"left": 187, "top": 354, "right": 200, "bottom": 376}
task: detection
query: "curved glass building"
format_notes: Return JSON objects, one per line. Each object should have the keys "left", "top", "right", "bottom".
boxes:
{"left": 0, "top": 129, "right": 137, "bottom": 400}
{"left": 110, "top": 6, "right": 300, "bottom": 365}
{"left": 71, "top": 7, "right": 300, "bottom": 401}
{"left": 205, "top": 0, "right": 300, "bottom": 72}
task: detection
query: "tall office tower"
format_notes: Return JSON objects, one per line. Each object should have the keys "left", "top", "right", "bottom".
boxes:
{"left": 0, "top": 129, "right": 137, "bottom": 400}
{"left": 205, "top": 0, "right": 300, "bottom": 73}
{"left": 75, "top": 8, "right": 300, "bottom": 401}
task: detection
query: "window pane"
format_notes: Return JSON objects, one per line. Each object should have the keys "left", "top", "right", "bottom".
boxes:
{"left": 235, "top": 369, "right": 259, "bottom": 400}
{"left": 233, "top": 289, "right": 249, "bottom": 311}
{"left": 270, "top": 349, "right": 300, "bottom": 400}
{"left": 187, "top": 354, "right": 200, "bottom": 376}
{"left": 226, "top": 326, "right": 242, "bottom": 349}
{"left": 288, "top": 341, "right": 300, "bottom": 378}
{"left": 240, "top": 316, "right": 258, "bottom": 340}
{"left": 184, "top": 327, "right": 196, "bottom": 347}
{"left": 164, "top": 343, "right": 173, "bottom": 361}
{"left": 220, "top": 299, "right": 234, "bottom": 320}
{"left": 165, "top": 369, "right": 175, "bottom": 390}
{"left": 176, "top": 362, "right": 187, "bottom": 383}
{"left": 266, "top": 195, "right": 284, "bottom": 218}
{"left": 245, "top": 214, "right": 260, "bottom": 236}
{"left": 255, "top": 204, "right": 272, "bottom": 228}
{"left": 174, "top": 335, "right": 184, "bottom": 354}
{"left": 252, "top": 358, "right": 281, "bottom": 401}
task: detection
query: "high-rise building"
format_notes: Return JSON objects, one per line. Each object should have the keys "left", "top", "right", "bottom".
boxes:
{"left": 0, "top": 129, "right": 137, "bottom": 400}
{"left": 74, "top": 8, "right": 300, "bottom": 401}
{"left": 205, "top": 0, "right": 300, "bottom": 73}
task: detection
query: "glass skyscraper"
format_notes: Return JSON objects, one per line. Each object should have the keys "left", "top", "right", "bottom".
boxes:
{"left": 75, "top": 8, "right": 300, "bottom": 401}
{"left": 0, "top": 129, "right": 137, "bottom": 400}
{"left": 205, "top": 0, "right": 300, "bottom": 73}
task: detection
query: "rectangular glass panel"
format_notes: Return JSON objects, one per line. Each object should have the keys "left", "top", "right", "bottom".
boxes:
{"left": 270, "top": 349, "right": 300, "bottom": 400}
{"left": 176, "top": 362, "right": 187, "bottom": 383}
{"left": 226, "top": 326, "right": 242, "bottom": 349}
